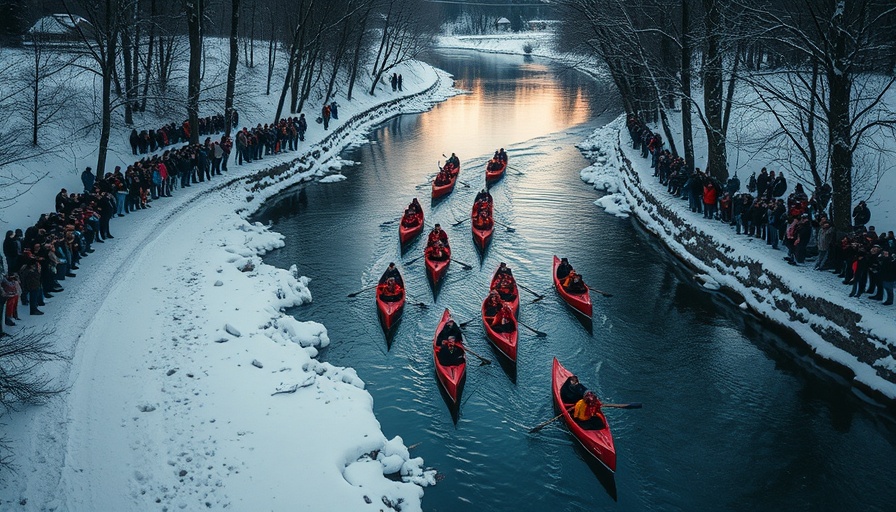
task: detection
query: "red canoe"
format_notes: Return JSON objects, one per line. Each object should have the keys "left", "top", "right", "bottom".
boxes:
{"left": 489, "top": 267, "right": 520, "bottom": 316}
{"left": 481, "top": 298, "right": 518, "bottom": 361}
{"left": 433, "top": 309, "right": 467, "bottom": 402}
{"left": 552, "top": 255, "right": 592, "bottom": 317}
{"left": 431, "top": 163, "right": 460, "bottom": 199}
{"left": 471, "top": 201, "right": 494, "bottom": 250}
{"left": 425, "top": 245, "right": 451, "bottom": 285}
{"left": 376, "top": 270, "right": 405, "bottom": 332}
{"left": 552, "top": 357, "right": 616, "bottom": 472}
{"left": 399, "top": 211, "right": 424, "bottom": 245}
{"left": 485, "top": 159, "right": 507, "bottom": 183}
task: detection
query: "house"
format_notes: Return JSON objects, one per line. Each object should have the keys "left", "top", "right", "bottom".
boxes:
{"left": 495, "top": 17, "right": 511, "bottom": 32}
{"left": 24, "top": 14, "right": 93, "bottom": 46}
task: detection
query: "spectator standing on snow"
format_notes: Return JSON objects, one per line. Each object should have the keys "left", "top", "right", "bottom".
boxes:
{"left": 330, "top": 101, "right": 339, "bottom": 120}
{"left": 81, "top": 167, "right": 95, "bottom": 194}
{"left": 755, "top": 168, "right": 769, "bottom": 198}
{"left": 853, "top": 201, "right": 871, "bottom": 230}
{"left": 298, "top": 114, "right": 307, "bottom": 141}
{"left": 398, "top": 74, "right": 403, "bottom": 91}
{"left": 322, "top": 104, "right": 331, "bottom": 130}
{"left": 771, "top": 172, "right": 787, "bottom": 198}
{"left": 391, "top": 73, "right": 398, "bottom": 91}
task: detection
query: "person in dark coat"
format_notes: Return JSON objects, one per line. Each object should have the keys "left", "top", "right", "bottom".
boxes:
{"left": 436, "top": 319, "right": 463, "bottom": 344}
{"left": 437, "top": 338, "right": 464, "bottom": 366}
{"left": 81, "top": 167, "right": 95, "bottom": 194}
{"left": 560, "top": 375, "right": 587, "bottom": 404}
{"left": 795, "top": 215, "right": 812, "bottom": 263}
{"left": 297, "top": 114, "right": 307, "bottom": 141}
{"left": 853, "top": 201, "right": 871, "bottom": 229}
{"left": 129, "top": 129, "right": 140, "bottom": 155}
{"left": 756, "top": 168, "right": 769, "bottom": 198}
{"left": 771, "top": 172, "right": 787, "bottom": 198}
{"left": 556, "top": 258, "right": 573, "bottom": 280}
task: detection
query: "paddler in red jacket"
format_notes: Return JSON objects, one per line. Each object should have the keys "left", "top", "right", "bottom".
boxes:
{"left": 490, "top": 303, "right": 516, "bottom": 333}
{"left": 427, "top": 224, "right": 449, "bottom": 247}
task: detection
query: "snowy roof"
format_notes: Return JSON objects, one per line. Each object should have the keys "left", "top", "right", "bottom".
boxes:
{"left": 28, "top": 14, "right": 92, "bottom": 35}
{"left": 496, "top": 17, "right": 511, "bottom": 24}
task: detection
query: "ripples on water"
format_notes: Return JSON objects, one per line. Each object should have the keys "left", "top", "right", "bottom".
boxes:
{"left": 256, "top": 49, "right": 896, "bottom": 511}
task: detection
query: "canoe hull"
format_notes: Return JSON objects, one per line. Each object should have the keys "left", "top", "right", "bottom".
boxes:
{"left": 552, "top": 358, "right": 616, "bottom": 472}
{"left": 433, "top": 309, "right": 467, "bottom": 402}
{"left": 552, "top": 255, "right": 592, "bottom": 317}
{"left": 481, "top": 300, "right": 518, "bottom": 361}
{"left": 425, "top": 247, "right": 451, "bottom": 285}
{"left": 399, "top": 213, "right": 424, "bottom": 245}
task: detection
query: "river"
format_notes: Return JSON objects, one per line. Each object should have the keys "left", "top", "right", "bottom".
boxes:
{"left": 255, "top": 49, "right": 896, "bottom": 511}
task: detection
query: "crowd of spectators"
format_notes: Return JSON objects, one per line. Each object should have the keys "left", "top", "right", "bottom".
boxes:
{"left": 627, "top": 114, "right": 896, "bottom": 306}
{"left": 128, "top": 112, "right": 239, "bottom": 155}
{"left": 0, "top": 109, "right": 322, "bottom": 336}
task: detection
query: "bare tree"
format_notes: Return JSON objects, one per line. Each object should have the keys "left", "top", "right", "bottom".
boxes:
{"left": 224, "top": 0, "right": 240, "bottom": 135}
{"left": 738, "top": 0, "right": 896, "bottom": 231}
{"left": 61, "top": 0, "right": 125, "bottom": 179}
{"left": 0, "top": 328, "right": 67, "bottom": 472}
{"left": 185, "top": 0, "right": 203, "bottom": 144}
{"left": 368, "top": 0, "right": 438, "bottom": 96}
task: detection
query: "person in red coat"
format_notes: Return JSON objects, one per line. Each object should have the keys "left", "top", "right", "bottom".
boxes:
{"left": 490, "top": 303, "right": 516, "bottom": 333}
{"left": 703, "top": 181, "right": 718, "bottom": 219}
{"left": 426, "top": 224, "right": 449, "bottom": 247}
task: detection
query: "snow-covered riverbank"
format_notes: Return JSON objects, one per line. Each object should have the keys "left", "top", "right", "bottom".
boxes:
{"left": 579, "top": 116, "right": 896, "bottom": 405}
{"left": 0, "top": 59, "right": 458, "bottom": 510}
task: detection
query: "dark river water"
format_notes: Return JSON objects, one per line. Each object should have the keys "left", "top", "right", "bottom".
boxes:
{"left": 255, "top": 50, "right": 896, "bottom": 511}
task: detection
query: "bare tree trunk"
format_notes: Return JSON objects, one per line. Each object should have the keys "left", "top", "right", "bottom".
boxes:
{"left": 701, "top": 0, "right": 727, "bottom": 181}
{"left": 249, "top": 2, "right": 255, "bottom": 68}
{"left": 680, "top": 0, "right": 695, "bottom": 170}
{"left": 140, "top": 0, "right": 156, "bottom": 112}
{"left": 121, "top": 25, "right": 134, "bottom": 125}
{"left": 225, "top": 0, "right": 240, "bottom": 136}
{"left": 828, "top": 26, "right": 852, "bottom": 232}
{"left": 346, "top": 3, "right": 373, "bottom": 101}
{"left": 96, "top": 0, "right": 118, "bottom": 179}
{"left": 186, "top": 0, "right": 203, "bottom": 144}
{"left": 721, "top": 47, "right": 739, "bottom": 137}
{"left": 266, "top": 21, "right": 276, "bottom": 96}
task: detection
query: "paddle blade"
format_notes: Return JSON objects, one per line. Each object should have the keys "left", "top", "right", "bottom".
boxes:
{"left": 604, "top": 402, "right": 642, "bottom": 409}
{"left": 479, "top": 359, "right": 492, "bottom": 366}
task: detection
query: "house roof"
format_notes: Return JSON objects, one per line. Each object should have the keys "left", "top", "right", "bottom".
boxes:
{"left": 496, "top": 17, "right": 511, "bottom": 24}
{"left": 28, "top": 14, "right": 92, "bottom": 35}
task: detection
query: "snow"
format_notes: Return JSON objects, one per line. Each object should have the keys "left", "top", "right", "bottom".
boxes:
{"left": 0, "top": 38, "right": 459, "bottom": 510}
{"left": 319, "top": 173, "right": 348, "bottom": 183}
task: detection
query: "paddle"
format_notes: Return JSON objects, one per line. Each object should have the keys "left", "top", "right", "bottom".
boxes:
{"left": 529, "top": 407, "right": 573, "bottom": 433}
{"left": 591, "top": 287, "right": 613, "bottom": 298}
{"left": 494, "top": 219, "right": 516, "bottom": 232}
{"left": 347, "top": 284, "right": 379, "bottom": 298}
{"left": 519, "top": 321, "right": 547, "bottom": 338}
{"left": 451, "top": 258, "right": 473, "bottom": 270}
{"left": 404, "top": 254, "right": 425, "bottom": 266}
{"left": 459, "top": 345, "right": 491, "bottom": 366}
{"left": 517, "top": 282, "right": 546, "bottom": 300}
{"left": 404, "top": 292, "right": 429, "bottom": 309}
{"left": 459, "top": 318, "right": 476, "bottom": 328}
{"left": 603, "top": 402, "right": 643, "bottom": 409}
{"left": 507, "top": 164, "right": 525, "bottom": 176}
{"left": 458, "top": 180, "right": 472, "bottom": 188}
{"left": 452, "top": 217, "right": 468, "bottom": 227}
{"left": 529, "top": 403, "right": 642, "bottom": 433}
